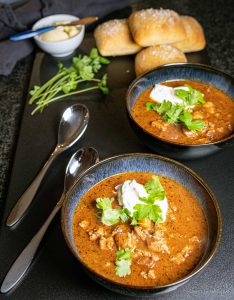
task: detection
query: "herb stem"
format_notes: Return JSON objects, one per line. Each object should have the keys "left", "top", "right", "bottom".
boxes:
{"left": 31, "top": 85, "right": 99, "bottom": 115}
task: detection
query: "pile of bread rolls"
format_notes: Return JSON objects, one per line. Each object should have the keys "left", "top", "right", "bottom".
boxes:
{"left": 94, "top": 8, "right": 206, "bottom": 76}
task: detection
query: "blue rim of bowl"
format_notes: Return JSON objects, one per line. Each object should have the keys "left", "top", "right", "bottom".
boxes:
{"left": 61, "top": 152, "right": 222, "bottom": 291}
{"left": 32, "top": 14, "right": 85, "bottom": 44}
{"left": 126, "top": 62, "right": 234, "bottom": 147}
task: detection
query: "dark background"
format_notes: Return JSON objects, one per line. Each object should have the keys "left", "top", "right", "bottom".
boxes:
{"left": 0, "top": 0, "right": 233, "bottom": 299}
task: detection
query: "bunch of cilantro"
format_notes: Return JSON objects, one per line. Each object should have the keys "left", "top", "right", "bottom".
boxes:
{"left": 29, "top": 48, "right": 110, "bottom": 115}
{"left": 146, "top": 84, "right": 206, "bottom": 131}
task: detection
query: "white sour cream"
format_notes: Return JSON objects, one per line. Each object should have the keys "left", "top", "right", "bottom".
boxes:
{"left": 116, "top": 179, "right": 168, "bottom": 222}
{"left": 149, "top": 84, "right": 189, "bottom": 105}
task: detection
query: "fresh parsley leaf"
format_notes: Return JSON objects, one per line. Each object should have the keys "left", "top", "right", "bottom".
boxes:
{"left": 146, "top": 102, "right": 156, "bottom": 111}
{"left": 119, "top": 208, "right": 130, "bottom": 222}
{"left": 96, "top": 197, "right": 114, "bottom": 210}
{"left": 148, "top": 205, "right": 163, "bottom": 223}
{"left": 179, "top": 111, "right": 205, "bottom": 131}
{"left": 175, "top": 84, "right": 205, "bottom": 106}
{"left": 115, "top": 249, "right": 131, "bottom": 277}
{"left": 133, "top": 203, "right": 162, "bottom": 223}
{"left": 190, "top": 89, "right": 205, "bottom": 105}
{"left": 156, "top": 100, "right": 173, "bottom": 115}
{"left": 98, "top": 74, "right": 109, "bottom": 94}
{"left": 133, "top": 204, "right": 151, "bottom": 219}
{"left": 147, "top": 100, "right": 184, "bottom": 124}
{"left": 96, "top": 198, "right": 130, "bottom": 226}
{"left": 144, "top": 175, "right": 165, "bottom": 201}
{"left": 115, "top": 259, "right": 131, "bottom": 277}
{"left": 163, "top": 104, "right": 184, "bottom": 124}
{"left": 79, "top": 65, "right": 94, "bottom": 80}
{"left": 116, "top": 248, "right": 131, "bottom": 260}
{"left": 146, "top": 99, "right": 205, "bottom": 131}
{"left": 175, "top": 89, "right": 189, "bottom": 102}
{"left": 102, "top": 208, "right": 120, "bottom": 226}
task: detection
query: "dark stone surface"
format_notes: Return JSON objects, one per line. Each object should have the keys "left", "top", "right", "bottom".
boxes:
{"left": 0, "top": 0, "right": 233, "bottom": 299}
{"left": 1, "top": 0, "right": 233, "bottom": 215}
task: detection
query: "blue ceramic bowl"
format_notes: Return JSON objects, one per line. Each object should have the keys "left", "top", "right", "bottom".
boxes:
{"left": 61, "top": 153, "right": 222, "bottom": 297}
{"left": 126, "top": 63, "right": 234, "bottom": 160}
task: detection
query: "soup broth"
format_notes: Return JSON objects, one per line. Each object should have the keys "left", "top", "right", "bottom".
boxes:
{"left": 72, "top": 172, "right": 208, "bottom": 287}
{"left": 132, "top": 80, "right": 234, "bottom": 144}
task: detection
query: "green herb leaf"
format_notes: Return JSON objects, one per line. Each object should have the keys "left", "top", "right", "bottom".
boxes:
{"left": 143, "top": 175, "right": 165, "bottom": 201}
{"left": 179, "top": 111, "right": 205, "bottom": 131}
{"left": 148, "top": 205, "right": 163, "bottom": 223}
{"left": 115, "top": 248, "right": 131, "bottom": 277}
{"left": 175, "top": 84, "right": 205, "bottom": 106}
{"left": 96, "top": 198, "right": 130, "bottom": 226}
{"left": 146, "top": 100, "right": 205, "bottom": 131}
{"left": 115, "top": 259, "right": 131, "bottom": 277}
{"left": 116, "top": 248, "right": 131, "bottom": 260}
{"left": 102, "top": 208, "right": 120, "bottom": 226}
{"left": 119, "top": 208, "right": 130, "bottom": 222}
{"left": 96, "top": 198, "right": 114, "bottom": 210}
{"left": 28, "top": 48, "right": 110, "bottom": 115}
{"left": 98, "top": 74, "right": 109, "bottom": 94}
{"left": 133, "top": 203, "right": 162, "bottom": 223}
{"left": 146, "top": 83, "right": 206, "bottom": 131}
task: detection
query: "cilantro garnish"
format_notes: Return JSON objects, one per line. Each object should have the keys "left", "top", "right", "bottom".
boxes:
{"left": 96, "top": 198, "right": 130, "bottom": 226}
{"left": 96, "top": 176, "right": 165, "bottom": 226}
{"left": 146, "top": 84, "right": 206, "bottom": 131}
{"left": 29, "top": 48, "right": 110, "bottom": 115}
{"left": 115, "top": 248, "right": 131, "bottom": 277}
{"left": 143, "top": 175, "right": 165, "bottom": 202}
{"left": 175, "top": 84, "right": 205, "bottom": 106}
{"left": 179, "top": 110, "right": 205, "bottom": 131}
{"left": 132, "top": 204, "right": 162, "bottom": 224}
{"left": 132, "top": 175, "right": 164, "bottom": 224}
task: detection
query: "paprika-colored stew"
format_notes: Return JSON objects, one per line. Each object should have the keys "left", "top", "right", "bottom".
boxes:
{"left": 132, "top": 80, "right": 234, "bottom": 145}
{"left": 72, "top": 172, "right": 208, "bottom": 287}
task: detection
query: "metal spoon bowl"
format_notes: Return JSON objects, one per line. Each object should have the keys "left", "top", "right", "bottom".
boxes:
{"left": 1, "top": 147, "right": 99, "bottom": 294}
{"left": 6, "top": 103, "right": 89, "bottom": 227}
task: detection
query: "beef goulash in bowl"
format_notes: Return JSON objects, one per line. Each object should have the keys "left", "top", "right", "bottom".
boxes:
{"left": 61, "top": 154, "right": 221, "bottom": 296}
{"left": 126, "top": 63, "right": 234, "bottom": 159}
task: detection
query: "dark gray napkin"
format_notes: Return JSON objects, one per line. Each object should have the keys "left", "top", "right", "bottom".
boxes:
{"left": 0, "top": 0, "right": 132, "bottom": 76}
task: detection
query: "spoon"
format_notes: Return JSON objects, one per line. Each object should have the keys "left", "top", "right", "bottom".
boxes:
{"left": 10, "top": 16, "right": 98, "bottom": 41}
{"left": 1, "top": 147, "right": 99, "bottom": 294}
{"left": 6, "top": 104, "right": 89, "bottom": 227}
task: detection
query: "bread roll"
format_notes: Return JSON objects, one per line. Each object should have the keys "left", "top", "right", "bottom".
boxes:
{"left": 128, "top": 8, "right": 186, "bottom": 47}
{"left": 135, "top": 45, "right": 187, "bottom": 76}
{"left": 94, "top": 19, "right": 142, "bottom": 56}
{"left": 172, "top": 16, "right": 206, "bottom": 52}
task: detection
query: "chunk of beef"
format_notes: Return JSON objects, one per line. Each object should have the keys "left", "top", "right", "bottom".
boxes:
{"left": 136, "top": 256, "right": 157, "bottom": 268}
{"left": 88, "top": 227, "right": 105, "bottom": 241}
{"left": 134, "top": 226, "right": 151, "bottom": 241}
{"left": 114, "top": 232, "right": 136, "bottom": 250}
{"left": 170, "top": 245, "right": 192, "bottom": 264}
{"left": 147, "top": 230, "right": 170, "bottom": 254}
{"left": 99, "top": 236, "right": 115, "bottom": 250}
{"left": 79, "top": 220, "right": 90, "bottom": 230}
{"left": 140, "top": 269, "right": 156, "bottom": 279}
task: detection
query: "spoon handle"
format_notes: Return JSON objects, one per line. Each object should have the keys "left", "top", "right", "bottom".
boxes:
{"left": 6, "top": 146, "right": 63, "bottom": 227}
{"left": 10, "top": 26, "right": 56, "bottom": 41}
{"left": 1, "top": 194, "right": 64, "bottom": 294}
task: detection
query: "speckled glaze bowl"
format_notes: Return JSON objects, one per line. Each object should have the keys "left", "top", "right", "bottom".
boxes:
{"left": 126, "top": 63, "right": 234, "bottom": 160}
{"left": 61, "top": 153, "right": 222, "bottom": 297}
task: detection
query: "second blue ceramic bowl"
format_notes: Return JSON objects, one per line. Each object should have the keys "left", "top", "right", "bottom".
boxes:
{"left": 61, "top": 153, "right": 222, "bottom": 297}
{"left": 126, "top": 63, "right": 234, "bottom": 160}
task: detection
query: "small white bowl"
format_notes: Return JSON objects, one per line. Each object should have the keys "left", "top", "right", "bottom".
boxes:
{"left": 32, "top": 14, "right": 85, "bottom": 57}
